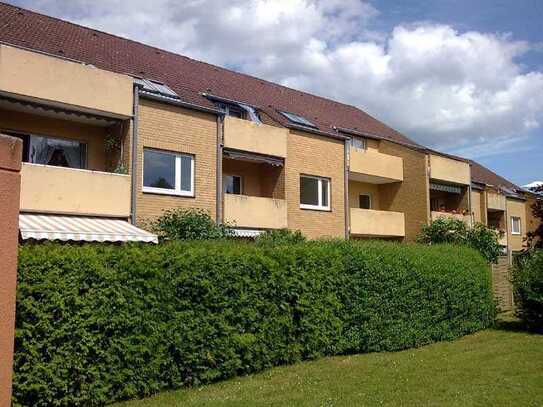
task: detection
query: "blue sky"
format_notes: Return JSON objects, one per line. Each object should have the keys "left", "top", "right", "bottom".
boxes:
{"left": 10, "top": 0, "right": 543, "bottom": 185}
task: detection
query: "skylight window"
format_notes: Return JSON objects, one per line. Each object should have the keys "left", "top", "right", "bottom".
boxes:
{"left": 134, "top": 78, "right": 179, "bottom": 99}
{"left": 280, "top": 111, "right": 316, "bottom": 127}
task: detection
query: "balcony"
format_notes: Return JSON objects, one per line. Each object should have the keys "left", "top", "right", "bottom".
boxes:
{"left": 349, "top": 148, "right": 403, "bottom": 183}
{"left": 431, "top": 211, "right": 471, "bottom": 224}
{"left": 429, "top": 154, "right": 470, "bottom": 185}
{"left": 487, "top": 192, "right": 506, "bottom": 211}
{"left": 350, "top": 208, "right": 405, "bottom": 237}
{"left": 224, "top": 194, "right": 287, "bottom": 229}
{"left": 0, "top": 44, "right": 133, "bottom": 118}
{"left": 223, "top": 116, "right": 288, "bottom": 158}
{"left": 20, "top": 163, "right": 131, "bottom": 217}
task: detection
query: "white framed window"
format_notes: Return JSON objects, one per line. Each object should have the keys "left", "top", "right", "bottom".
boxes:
{"left": 224, "top": 175, "right": 242, "bottom": 195}
{"left": 142, "top": 148, "right": 194, "bottom": 196}
{"left": 300, "top": 175, "right": 330, "bottom": 211}
{"left": 359, "top": 194, "right": 372, "bottom": 209}
{"left": 350, "top": 137, "right": 366, "bottom": 150}
{"left": 511, "top": 216, "right": 521, "bottom": 235}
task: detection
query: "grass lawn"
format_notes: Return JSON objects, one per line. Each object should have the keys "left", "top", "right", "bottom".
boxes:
{"left": 115, "top": 322, "right": 542, "bottom": 407}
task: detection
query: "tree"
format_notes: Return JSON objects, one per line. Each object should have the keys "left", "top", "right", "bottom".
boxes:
{"left": 526, "top": 184, "right": 543, "bottom": 249}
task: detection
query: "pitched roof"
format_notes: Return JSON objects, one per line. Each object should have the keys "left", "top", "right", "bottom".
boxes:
{"left": 469, "top": 160, "right": 520, "bottom": 191}
{"left": 0, "top": 2, "right": 422, "bottom": 147}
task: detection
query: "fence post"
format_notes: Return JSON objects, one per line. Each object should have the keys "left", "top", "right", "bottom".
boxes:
{"left": 0, "top": 134, "right": 22, "bottom": 406}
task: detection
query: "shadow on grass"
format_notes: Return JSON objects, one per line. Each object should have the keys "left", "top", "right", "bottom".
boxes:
{"left": 492, "top": 312, "right": 542, "bottom": 335}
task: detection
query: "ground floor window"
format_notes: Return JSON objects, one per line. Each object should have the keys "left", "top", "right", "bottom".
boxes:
{"left": 224, "top": 175, "right": 242, "bottom": 194}
{"left": 511, "top": 216, "right": 521, "bottom": 235}
{"left": 6, "top": 131, "right": 87, "bottom": 169}
{"left": 300, "top": 175, "right": 330, "bottom": 210}
{"left": 143, "top": 148, "right": 194, "bottom": 196}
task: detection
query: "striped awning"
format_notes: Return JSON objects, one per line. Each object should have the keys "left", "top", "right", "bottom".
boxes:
{"left": 430, "top": 182, "right": 462, "bottom": 194}
{"left": 231, "top": 228, "right": 264, "bottom": 238}
{"left": 19, "top": 214, "right": 158, "bottom": 243}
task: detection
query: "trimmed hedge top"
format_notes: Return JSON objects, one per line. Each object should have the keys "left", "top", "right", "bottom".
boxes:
{"left": 14, "top": 240, "right": 495, "bottom": 406}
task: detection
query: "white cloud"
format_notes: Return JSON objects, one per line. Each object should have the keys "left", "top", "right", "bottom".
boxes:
{"left": 13, "top": 0, "right": 543, "bottom": 158}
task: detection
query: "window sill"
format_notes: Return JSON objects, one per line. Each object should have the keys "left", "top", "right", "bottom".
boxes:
{"left": 142, "top": 187, "right": 194, "bottom": 198}
{"left": 511, "top": 232, "right": 521, "bottom": 236}
{"left": 300, "top": 204, "right": 331, "bottom": 212}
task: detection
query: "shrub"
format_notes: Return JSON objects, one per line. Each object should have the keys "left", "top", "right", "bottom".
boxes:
{"left": 148, "top": 208, "right": 233, "bottom": 240}
{"left": 512, "top": 250, "right": 543, "bottom": 332}
{"left": 14, "top": 241, "right": 494, "bottom": 406}
{"left": 255, "top": 228, "right": 306, "bottom": 246}
{"left": 417, "top": 218, "right": 501, "bottom": 263}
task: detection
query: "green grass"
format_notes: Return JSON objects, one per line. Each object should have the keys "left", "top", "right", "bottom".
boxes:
{"left": 115, "top": 323, "right": 542, "bottom": 407}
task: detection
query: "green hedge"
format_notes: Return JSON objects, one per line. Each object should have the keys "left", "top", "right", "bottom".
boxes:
{"left": 14, "top": 241, "right": 495, "bottom": 406}
{"left": 513, "top": 250, "right": 543, "bottom": 332}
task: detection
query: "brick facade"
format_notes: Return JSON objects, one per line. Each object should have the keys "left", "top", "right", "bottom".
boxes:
{"left": 379, "top": 141, "right": 430, "bottom": 242}
{"left": 285, "top": 130, "right": 346, "bottom": 239}
{"left": 135, "top": 99, "right": 218, "bottom": 224}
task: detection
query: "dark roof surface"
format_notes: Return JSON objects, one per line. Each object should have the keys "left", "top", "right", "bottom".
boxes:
{"left": 0, "top": 2, "right": 422, "bottom": 147}
{"left": 469, "top": 160, "right": 520, "bottom": 191}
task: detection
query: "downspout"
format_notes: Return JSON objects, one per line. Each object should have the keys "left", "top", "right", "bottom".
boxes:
{"left": 344, "top": 138, "right": 350, "bottom": 239}
{"left": 216, "top": 114, "right": 224, "bottom": 224}
{"left": 467, "top": 165, "right": 473, "bottom": 228}
{"left": 130, "top": 84, "right": 140, "bottom": 225}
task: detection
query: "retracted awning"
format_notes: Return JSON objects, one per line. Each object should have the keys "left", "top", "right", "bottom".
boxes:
{"left": 231, "top": 228, "right": 264, "bottom": 238}
{"left": 19, "top": 214, "right": 158, "bottom": 243}
{"left": 430, "top": 182, "right": 462, "bottom": 194}
{"left": 223, "top": 148, "right": 284, "bottom": 167}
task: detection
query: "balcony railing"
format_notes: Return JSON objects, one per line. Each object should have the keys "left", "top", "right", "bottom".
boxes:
{"left": 487, "top": 192, "right": 506, "bottom": 211}
{"left": 431, "top": 211, "right": 471, "bottom": 224}
{"left": 350, "top": 208, "right": 405, "bottom": 237}
{"left": 349, "top": 148, "right": 403, "bottom": 183}
{"left": 223, "top": 116, "right": 288, "bottom": 158}
{"left": 224, "top": 194, "right": 287, "bottom": 229}
{"left": 20, "top": 163, "right": 131, "bottom": 217}
{"left": 429, "top": 154, "right": 470, "bottom": 185}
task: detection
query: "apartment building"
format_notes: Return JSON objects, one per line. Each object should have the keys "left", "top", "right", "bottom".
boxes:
{"left": 0, "top": 3, "right": 535, "bottom": 248}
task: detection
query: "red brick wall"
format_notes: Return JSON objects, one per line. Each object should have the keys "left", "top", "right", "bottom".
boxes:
{"left": 0, "top": 134, "right": 22, "bottom": 406}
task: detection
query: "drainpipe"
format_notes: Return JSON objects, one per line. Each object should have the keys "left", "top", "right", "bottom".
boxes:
{"left": 130, "top": 84, "right": 140, "bottom": 225}
{"left": 467, "top": 165, "right": 473, "bottom": 228}
{"left": 216, "top": 114, "right": 224, "bottom": 224}
{"left": 343, "top": 135, "right": 350, "bottom": 240}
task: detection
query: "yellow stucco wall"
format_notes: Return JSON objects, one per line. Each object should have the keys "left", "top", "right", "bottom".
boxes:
{"left": 0, "top": 44, "right": 133, "bottom": 118}
{"left": 136, "top": 99, "right": 217, "bottom": 223}
{"left": 350, "top": 208, "right": 405, "bottom": 237}
{"left": 286, "top": 130, "right": 345, "bottom": 239}
{"left": 349, "top": 148, "right": 403, "bottom": 182}
{"left": 429, "top": 154, "right": 470, "bottom": 185}
{"left": 223, "top": 116, "right": 288, "bottom": 158}
{"left": 487, "top": 191, "right": 507, "bottom": 211}
{"left": 224, "top": 194, "right": 287, "bottom": 229}
{"left": 507, "top": 198, "right": 527, "bottom": 252}
{"left": 20, "top": 163, "right": 130, "bottom": 217}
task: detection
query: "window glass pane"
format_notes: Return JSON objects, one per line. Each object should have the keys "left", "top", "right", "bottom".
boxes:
{"left": 300, "top": 176, "right": 319, "bottom": 206}
{"left": 359, "top": 195, "right": 371, "bottom": 209}
{"left": 321, "top": 179, "right": 329, "bottom": 207}
{"left": 351, "top": 137, "right": 366, "bottom": 150}
{"left": 29, "top": 135, "right": 85, "bottom": 168}
{"left": 180, "top": 155, "right": 192, "bottom": 191}
{"left": 143, "top": 149, "right": 175, "bottom": 189}
{"left": 224, "top": 175, "right": 241, "bottom": 194}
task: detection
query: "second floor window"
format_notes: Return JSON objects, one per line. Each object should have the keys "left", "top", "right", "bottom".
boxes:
{"left": 511, "top": 216, "right": 521, "bottom": 235}
{"left": 300, "top": 175, "right": 330, "bottom": 211}
{"left": 359, "top": 194, "right": 371, "bottom": 209}
{"left": 143, "top": 148, "right": 194, "bottom": 196}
